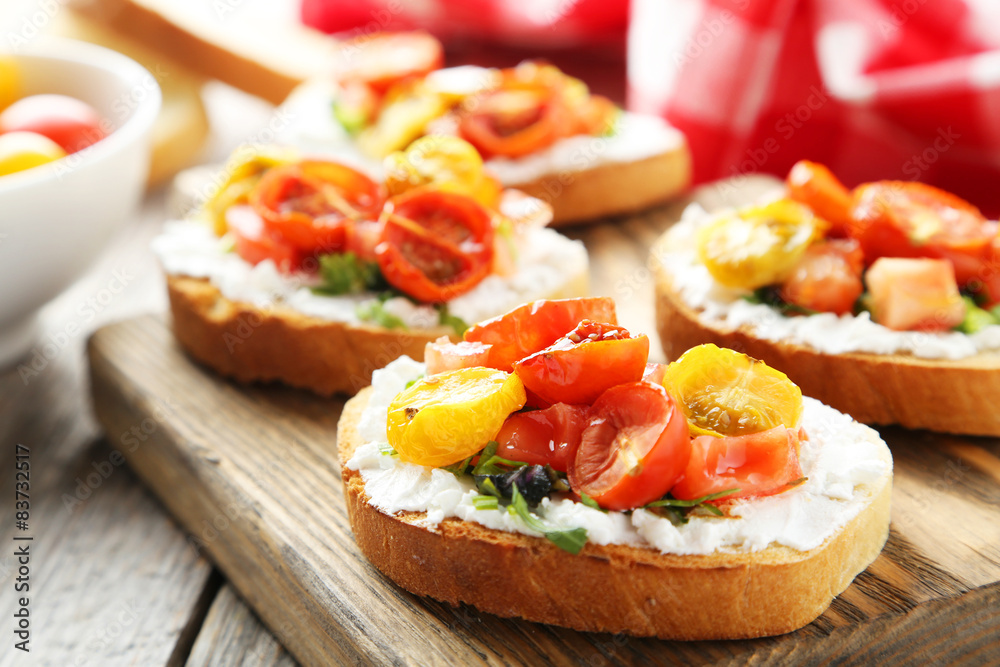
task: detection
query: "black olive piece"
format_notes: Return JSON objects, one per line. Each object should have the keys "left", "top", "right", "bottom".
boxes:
{"left": 474, "top": 464, "right": 552, "bottom": 505}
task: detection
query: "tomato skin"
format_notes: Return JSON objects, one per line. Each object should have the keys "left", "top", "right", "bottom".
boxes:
{"left": 495, "top": 403, "right": 589, "bottom": 472}
{"left": 227, "top": 205, "right": 303, "bottom": 273}
{"left": 464, "top": 297, "right": 617, "bottom": 372}
{"left": 642, "top": 363, "right": 666, "bottom": 385}
{"left": 671, "top": 426, "right": 803, "bottom": 502}
{"left": 376, "top": 188, "right": 494, "bottom": 303}
{"left": 0, "top": 94, "right": 105, "bottom": 153}
{"left": 514, "top": 321, "right": 649, "bottom": 406}
{"left": 250, "top": 160, "right": 384, "bottom": 254}
{"left": 780, "top": 239, "right": 864, "bottom": 315}
{"left": 849, "top": 181, "right": 992, "bottom": 285}
{"left": 569, "top": 381, "right": 691, "bottom": 511}
{"left": 786, "top": 160, "right": 852, "bottom": 238}
{"left": 459, "top": 85, "right": 568, "bottom": 158}
{"left": 335, "top": 31, "right": 444, "bottom": 95}
{"left": 865, "top": 257, "right": 966, "bottom": 331}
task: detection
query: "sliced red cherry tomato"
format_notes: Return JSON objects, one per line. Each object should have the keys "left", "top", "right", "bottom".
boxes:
{"left": 227, "top": 205, "right": 303, "bottom": 273}
{"left": 849, "top": 181, "right": 993, "bottom": 285}
{"left": 376, "top": 187, "right": 494, "bottom": 303}
{"left": 780, "top": 238, "right": 864, "bottom": 315}
{"left": 671, "top": 426, "right": 804, "bottom": 502}
{"left": 514, "top": 321, "right": 649, "bottom": 406}
{"left": 495, "top": 403, "right": 589, "bottom": 472}
{"left": 343, "top": 217, "right": 383, "bottom": 261}
{"left": 335, "top": 31, "right": 444, "bottom": 95}
{"left": 459, "top": 84, "right": 569, "bottom": 158}
{"left": 464, "top": 297, "right": 617, "bottom": 372}
{"left": 0, "top": 94, "right": 105, "bottom": 153}
{"left": 250, "top": 160, "right": 383, "bottom": 255}
{"left": 786, "top": 160, "right": 852, "bottom": 238}
{"left": 569, "top": 381, "right": 690, "bottom": 511}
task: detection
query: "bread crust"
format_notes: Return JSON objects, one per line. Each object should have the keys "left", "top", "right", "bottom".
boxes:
{"left": 508, "top": 145, "right": 691, "bottom": 226}
{"left": 338, "top": 387, "right": 892, "bottom": 640}
{"left": 166, "top": 269, "right": 588, "bottom": 396}
{"left": 652, "top": 233, "right": 1000, "bottom": 436}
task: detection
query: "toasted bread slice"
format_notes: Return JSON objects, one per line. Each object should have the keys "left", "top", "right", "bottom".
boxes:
{"left": 167, "top": 262, "right": 588, "bottom": 395}
{"left": 652, "top": 226, "right": 1000, "bottom": 436}
{"left": 337, "top": 384, "right": 892, "bottom": 639}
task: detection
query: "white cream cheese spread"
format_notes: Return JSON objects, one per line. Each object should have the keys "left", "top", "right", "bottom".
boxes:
{"left": 152, "top": 220, "right": 588, "bottom": 330}
{"left": 656, "top": 204, "right": 1000, "bottom": 360}
{"left": 346, "top": 357, "right": 892, "bottom": 556}
{"left": 276, "top": 75, "right": 686, "bottom": 185}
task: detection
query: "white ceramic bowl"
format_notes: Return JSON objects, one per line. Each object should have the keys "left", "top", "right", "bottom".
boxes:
{"left": 0, "top": 39, "right": 160, "bottom": 367}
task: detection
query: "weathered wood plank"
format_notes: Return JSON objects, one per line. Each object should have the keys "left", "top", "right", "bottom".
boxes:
{"left": 88, "top": 311, "right": 1000, "bottom": 666}
{"left": 0, "top": 193, "right": 216, "bottom": 667}
{"left": 186, "top": 585, "right": 297, "bottom": 667}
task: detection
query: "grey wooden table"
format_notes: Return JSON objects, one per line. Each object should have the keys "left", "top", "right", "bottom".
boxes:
{"left": 0, "top": 84, "right": 299, "bottom": 667}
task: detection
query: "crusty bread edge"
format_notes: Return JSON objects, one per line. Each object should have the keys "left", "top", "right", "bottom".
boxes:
{"left": 502, "top": 142, "right": 691, "bottom": 226}
{"left": 166, "top": 268, "right": 588, "bottom": 396}
{"left": 651, "top": 231, "right": 1000, "bottom": 436}
{"left": 337, "top": 386, "right": 892, "bottom": 640}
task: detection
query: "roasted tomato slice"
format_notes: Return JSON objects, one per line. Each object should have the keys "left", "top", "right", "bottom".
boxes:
{"left": 849, "top": 181, "right": 993, "bottom": 285}
{"left": 459, "top": 84, "right": 568, "bottom": 158}
{"left": 513, "top": 321, "right": 649, "bottom": 406}
{"left": 495, "top": 403, "right": 589, "bottom": 472}
{"left": 786, "top": 160, "right": 853, "bottom": 238}
{"left": 780, "top": 238, "right": 864, "bottom": 315}
{"left": 464, "top": 297, "right": 617, "bottom": 372}
{"left": 865, "top": 257, "right": 966, "bottom": 331}
{"left": 250, "top": 160, "right": 384, "bottom": 254}
{"left": 671, "top": 426, "right": 804, "bottom": 501}
{"left": 376, "top": 187, "right": 494, "bottom": 302}
{"left": 227, "top": 205, "right": 303, "bottom": 273}
{"left": 569, "top": 382, "right": 691, "bottom": 511}
{"left": 334, "top": 31, "right": 444, "bottom": 95}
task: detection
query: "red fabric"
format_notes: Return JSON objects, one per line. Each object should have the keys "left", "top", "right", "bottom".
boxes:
{"left": 300, "top": 0, "right": 628, "bottom": 49}
{"left": 628, "top": 0, "right": 1000, "bottom": 215}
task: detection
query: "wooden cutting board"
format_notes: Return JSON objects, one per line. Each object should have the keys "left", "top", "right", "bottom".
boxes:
{"left": 87, "top": 182, "right": 1000, "bottom": 666}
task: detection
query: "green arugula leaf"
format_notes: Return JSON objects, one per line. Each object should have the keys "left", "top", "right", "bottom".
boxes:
{"left": 441, "top": 455, "right": 472, "bottom": 477}
{"left": 955, "top": 296, "right": 998, "bottom": 334}
{"left": 579, "top": 492, "right": 606, "bottom": 513}
{"left": 356, "top": 300, "right": 407, "bottom": 330}
{"left": 644, "top": 488, "right": 740, "bottom": 508}
{"left": 743, "top": 286, "right": 817, "bottom": 316}
{"left": 471, "top": 442, "right": 527, "bottom": 476}
{"left": 437, "top": 304, "right": 469, "bottom": 337}
{"left": 476, "top": 477, "right": 502, "bottom": 498}
{"left": 509, "top": 485, "right": 588, "bottom": 555}
{"left": 313, "top": 252, "right": 386, "bottom": 296}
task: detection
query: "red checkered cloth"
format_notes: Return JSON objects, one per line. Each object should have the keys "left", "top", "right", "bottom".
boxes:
{"left": 300, "top": 0, "right": 628, "bottom": 48}
{"left": 628, "top": 0, "right": 1000, "bottom": 215}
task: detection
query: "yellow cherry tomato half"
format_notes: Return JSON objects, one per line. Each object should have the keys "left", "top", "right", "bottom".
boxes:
{"left": 0, "top": 55, "right": 19, "bottom": 111}
{"left": 697, "top": 199, "right": 825, "bottom": 290}
{"left": 383, "top": 135, "right": 500, "bottom": 207}
{"left": 0, "top": 131, "right": 66, "bottom": 177}
{"left": 387, "top": 367, "right": 527, "bottom": 467}
{"left": 663, "top": 344, "right": 803, "bottom": 438}
{"left": 202, "top": 146, "right": 299, "bottom": 235}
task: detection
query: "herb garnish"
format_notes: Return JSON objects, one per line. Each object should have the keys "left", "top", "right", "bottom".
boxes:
{"left": 471, "top": 441, "right": 527, "bottom": 476}
{"left": 645, "top": 488, "right": 740, "bottom": 523}
{"left": 356, "top": 300, "right": 407, "bottom": 330}
{"left": 509, "top": 486, "right": 588, "bottom": 555}
{"left": 437, "top": 303, "right": 469, "bottom": 336}
{"left": 743, "top": 286, "right": 817, "bottom": 316}
{"left": 313, "top": 252, "right": 386, "bottom": 296}
{"left": 472, "top": 494, "right": 499, "bottom": 510}
{"left": 579, "top": 492, "right": 606, "bottom": 513}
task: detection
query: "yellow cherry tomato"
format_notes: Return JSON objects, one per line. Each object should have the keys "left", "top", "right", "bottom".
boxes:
{"left": 697, "top": 199, "right": 825, "bottom": 290}
{"left": 0, "top": 55, "right": 18, "bottom": 111}
{"left": 387, "top": 367, "right": 526, "bottom": 467}
{"left": 0, "top": 131, "right": 66, "bottom": 176}
{"left": 356, "top": 82, "right": 447, "bottom": 159}
{"left": 202, "top": 146, "right": 298, "bottom": 235}
{"left": 384, "top": 135, "right": 500, "bottom": 208}
{"left": 663, "top": 344, "right": 803, "bottom": 438}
